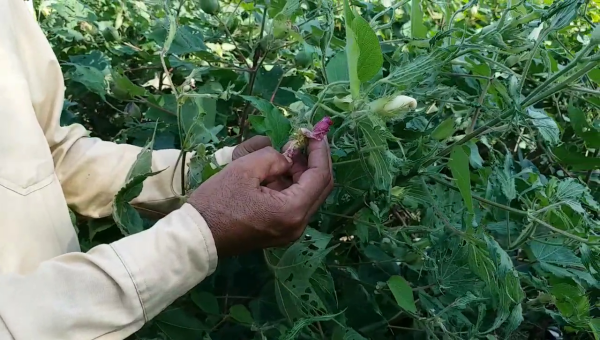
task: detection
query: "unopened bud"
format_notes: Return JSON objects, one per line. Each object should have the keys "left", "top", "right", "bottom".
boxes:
{"left": 369, "top": 95, "right": 417, "bottom": 117}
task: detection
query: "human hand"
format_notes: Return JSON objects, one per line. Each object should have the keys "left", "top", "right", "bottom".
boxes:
{"left": 188, "top": 138, "right": 333, "bottom": 256}
{"left": 231, "top": 136, "right": 309, "bottom": 191}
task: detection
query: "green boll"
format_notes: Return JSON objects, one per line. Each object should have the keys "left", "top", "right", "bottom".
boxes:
{"left": 199, "top": 0, "right": 220, "bottom": 15}
{"left": 294, "top": 51, "right": 311, "bottom": 68}
{"left": 226, "top": 17, "right": 239, "bottom": 33}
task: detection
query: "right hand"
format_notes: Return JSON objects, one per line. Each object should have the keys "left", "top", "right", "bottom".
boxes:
{"left": 188, "top": 138, "right": 333, "bottom": 256}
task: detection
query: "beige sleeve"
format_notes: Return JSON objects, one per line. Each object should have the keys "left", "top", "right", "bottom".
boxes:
{"left": 0, "top": 204, "right": 218, "bottom": 340}
{"left": 0, "top": 0, "right": 228, "bottom": 338}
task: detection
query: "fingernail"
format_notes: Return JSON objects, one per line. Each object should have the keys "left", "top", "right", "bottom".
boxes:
{"left": 284, "top": 154, "right": 293, "bottom": 163}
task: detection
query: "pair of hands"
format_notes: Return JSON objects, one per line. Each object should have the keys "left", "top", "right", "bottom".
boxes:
{"left": 188, "top": 136, "right": 334, "bottom": 257}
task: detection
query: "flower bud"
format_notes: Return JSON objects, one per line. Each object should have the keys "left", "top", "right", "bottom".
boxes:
{"left": 369, "top": 95, "right": 417, "bottom": 118}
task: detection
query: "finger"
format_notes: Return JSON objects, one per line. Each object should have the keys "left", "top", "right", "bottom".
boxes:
{"left": 232, "top": 136, "right": 272, "bottom": 160}
{"left": 280, "top": 138, "right": 332, "bottom": 209}
{"left": 306, "top": 138, "right": 333, "bottom": 215}
{"left": 290, "top": 152, "right": 308, "bottom": 183}
{"left": 233, "top": 147, "right": 292, "bottom": 184}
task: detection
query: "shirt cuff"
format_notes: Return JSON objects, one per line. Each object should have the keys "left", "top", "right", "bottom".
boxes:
{"left": 110, "top": 203, "right": 217, "bottom": 321}
{"left": 213, "top": 146, "right": 236, "bottom": 166}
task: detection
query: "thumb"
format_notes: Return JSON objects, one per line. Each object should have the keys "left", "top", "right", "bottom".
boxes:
{"left": 233, "top": 146, "right": 292, "bottom": 183}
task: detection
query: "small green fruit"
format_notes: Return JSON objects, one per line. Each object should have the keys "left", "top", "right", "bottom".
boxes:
{"left": 273, "top": 19, "right": 290, "bottom": 39}
{"left": 294, "top": 51, "right": 311, "bottom": 68}
{"left": 199, "top": 0, "right": 220, "bottom": 15}
{"left": 226, "top": 17, "right": 239, "bottom": 33}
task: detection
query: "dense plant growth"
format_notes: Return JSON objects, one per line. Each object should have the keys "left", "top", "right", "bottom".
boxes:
{"left": 37, "top": 0, "right": 600, "bottom": 338}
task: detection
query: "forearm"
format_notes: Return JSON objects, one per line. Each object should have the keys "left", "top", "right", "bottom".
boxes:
{"left": 52, "top": 123, "right": 235, "bottom": 218}
{"left": 0, "top": 204, "right": 217, "bottom": 340}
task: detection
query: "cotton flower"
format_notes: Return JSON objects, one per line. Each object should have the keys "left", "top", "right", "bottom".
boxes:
{"left": 369, "top": 95, "right": 417, "bottom": 117}
{"left": 283, "top": 116, "right": 333, "bottom": 159}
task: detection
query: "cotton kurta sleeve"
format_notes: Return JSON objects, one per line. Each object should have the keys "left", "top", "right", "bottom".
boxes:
{"left": 0, "top": 0, "right": 229, "bottom": 338}
{"left": 0, "top": 204, "right": 218, "bottom": 340}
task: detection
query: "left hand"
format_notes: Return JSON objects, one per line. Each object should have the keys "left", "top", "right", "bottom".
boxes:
{"left": 232, "top": 136, "right": 308, "bottom": 191}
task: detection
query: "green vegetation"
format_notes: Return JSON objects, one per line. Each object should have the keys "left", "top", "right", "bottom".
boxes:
{"left": 37, "top": 0, "right": 600, "bottom": 338}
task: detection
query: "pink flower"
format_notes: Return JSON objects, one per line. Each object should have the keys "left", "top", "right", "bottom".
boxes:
{"left": 302, "top": 116, "right": 334, "bottom": 141}
{"left": 282, "top": 116, "right": 333, "bottom": 159}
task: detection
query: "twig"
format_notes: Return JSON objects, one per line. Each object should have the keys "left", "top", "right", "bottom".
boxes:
{"left": 467, "top": 75, "right": 494, "bottom": 134}
{"left": 216, "top": 16, "right": 251, "bottom": 68}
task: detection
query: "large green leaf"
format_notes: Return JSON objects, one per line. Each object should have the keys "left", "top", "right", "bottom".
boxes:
{"left": 242, "top": 96, "right": 291, "bottom": 150}
{"left": 155, "top": 308, "right": 207, "bottom": 339}
{"left": 66, "top": 64, "right": 107, "bottom": 99}
{"left": 410, "top": 0, "right": 427, "bottom": 39}
{"left": 343, "top": 0, "right": 382, "bottom": 98}
{"left": 358, "top": 119, "right": 394, "bottom": 191}
{"left": 449, "top": 145, "right": 474, "bottom": 214}
{"left": 147, "top": 23, "right": 208, "bottom": 55}
{"left": 326, "top": 51, "right": 350, "bottom": 83}
{"left": 527, "top": 107, "right": 560, "bottom": 145}
{"left": 270, "top": 228, "right": 335, "bottom": 321}
{"left": 350, "top": 16, "right": 383, "bottom": 84}
{"left": 112, "top": 133, "right": 164, "bottom": 235}
{"left": 387, "top": 275, "right": 417, "bottom": 313}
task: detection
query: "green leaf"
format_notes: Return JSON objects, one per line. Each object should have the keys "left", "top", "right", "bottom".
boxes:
{"left": 242, "top": 96, "right": 291, "bottom": 150}
{"left": 271, "top": 228, "right": 335, "bottom": 321}
{"left": 550, "top": 282, "right": 590, "bottom": 327}
{"left": 147, "top": 23, "right": 207, "bottom": 55}
{"left": 568, "top": 104, "right": 600, "bottom": 148}
{"left": 248, "top": 115, "right": 267, "bottom": 134}
{"left": 155, "top": 308, "right": 207, "bottom": 339}
{"left": 496, "top": 152, "right": 516, "bottom": 202}
{"left": 358, "top": 119, "right": 395, "bottom": 191}
{"left": 280, "top": 311, "right": 345, "bottom": 340}
{"left": 554, "top": 145, "right": 600, "bottom": 171}
{"left": 191, "top": 291, "right": 219, "bottom": 315}
{"left": 467, "top": 142, "right": 483, "bottom": 169}
{"left": 449, "top": 145, "right": 474, "bottom": 214}
{"left": 387, "top": 275, "right": 417, "bottom": 313}
{"left": 111, "top": 69, "right": 147, "bottom": 99}
{"left": 350, "top": 16, "right": 383, "bottom": 84}
{"left": 112, "top": 132, "right": 164, "bottom": 235}
{"left": 410, "top": 0, "right": 427, "bottom": 39}
{"left": 530, "top": 239, "right": 582, "bottom": 267}
{"left": 229, "top": 304, "right": 254, "bottom": 325}
{"left": 67, "top": 64, "right": 107, "bottom": 100}
{"left": 343, "top": 0, "right": 360, "bottom": 99}
{"left": 431, "top": 117, "right": 455, "bottom": 140}
{"left": 326, "top": 51, "right": 350, "bottom": 83}
{"left": 503, "top": 303, "right": 524, "bottom": 335}
{"left": 590, "top": 319, "right": 600, "bottom": 340}
{"left": 527, "top": 107, "right": 560, "bottom": 145}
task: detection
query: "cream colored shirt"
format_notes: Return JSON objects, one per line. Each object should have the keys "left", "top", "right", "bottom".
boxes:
{"left": 0, "top": 0, "right": 234, "bottom": 338}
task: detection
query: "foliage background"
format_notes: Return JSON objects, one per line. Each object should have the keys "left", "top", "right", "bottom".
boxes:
{"left": 33, "top": 0, "right": 600, "bottom": 338}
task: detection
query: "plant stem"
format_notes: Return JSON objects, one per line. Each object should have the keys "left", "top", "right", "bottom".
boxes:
{"left": 522, "top": 61, "right": 600, "bottom": 107}
{"left": 517, "top": 28, "right": 550, "bottom": 95}
{"left": 523, "top": 43, "right": 596, "bottom": 104}
{"left": 216, "top": 16, "right": 250, "bottom": 68}
{"left": 467, "top": 74, "right": 494, "bottom": 134}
